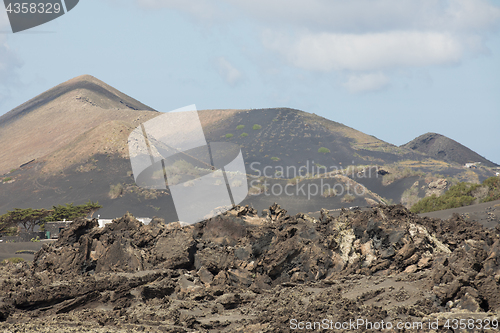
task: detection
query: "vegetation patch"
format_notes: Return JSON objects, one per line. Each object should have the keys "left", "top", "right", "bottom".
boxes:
{"left": 322, "top": 188, "right": 337, "bottom": 198}
{"left": 252, "top": 124, "right": 262, "bottom": 130}
{"left": 401, "top": 186, "right": 420, "bottom": 209}
{"left": 411, "top": 182, "right": 482, "bottom": 213}
{"left": 2, "top": 177, "right": 12, "bottom": 182}
{"left": 318, "top": 147, "right": 330, "bottom": 154}
{"left": 287, "top": 176, "right": 302, "bottom": 186}
{"left": 225, "top": 133, "right": 234, "bottom": 138}
{"left": 382, "top": 167, "right": 425, "bottom": 186}
{"left": 15, "top": 250, "right": 36, "bottom": 255}
{"left": 45, "top": 201, "right": 102, "bottom": 221}
{"left": 249, "top": 183, "right": 267, "bottom": 195}
{"left": 240, "top": 133, "right": 248, "bottom": 137}
{"left": 482, "top": 176, "right": 500, "bottom": 202}
{"left": 236, "top": 125, "right": 245, "bottom": 130}
{"left": 342, "top": 194, "right": 355, "bottom": 203}
{"left": 3, "top": 257, "right": 25, "bottom": 264}
{"left": 271, "top": 157, "right": 280, "bottom": 162}
{"left": 109, "top": 183, "right": 124, "bottom": 199}
{"left": 411, "top": 176, "right": 500, "bottom": 213}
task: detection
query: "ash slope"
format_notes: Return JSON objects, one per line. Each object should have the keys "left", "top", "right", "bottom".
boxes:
{"left": 0, "top": 204, "right": 499, "bottom": 332}
{"left": 402, "top": 132, "right": 498, "bottom": 167}
{"left": 0, "top": 75, "right": 158, "bottom": 175}
{"left": 0, "top": 74, "right": 155, "bottom": 128}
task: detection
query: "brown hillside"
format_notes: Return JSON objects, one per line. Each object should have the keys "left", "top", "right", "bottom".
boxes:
{"left": 0, "top": 75, "right": 158, "bottom": 175}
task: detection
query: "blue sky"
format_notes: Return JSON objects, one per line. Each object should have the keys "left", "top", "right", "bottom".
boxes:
{"left": 1, "top": 0, "right": 499, "bottom": 164}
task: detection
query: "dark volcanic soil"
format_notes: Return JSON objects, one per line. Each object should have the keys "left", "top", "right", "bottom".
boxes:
{"left": 1, "top": 204, "right": 499, "bottom": 332}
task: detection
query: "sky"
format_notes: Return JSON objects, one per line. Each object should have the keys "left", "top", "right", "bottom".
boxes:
{"left": 1, "top": 0, "right": 499, "bottom": 164}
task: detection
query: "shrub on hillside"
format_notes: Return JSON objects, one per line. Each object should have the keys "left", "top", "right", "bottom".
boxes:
{"left": 287, "top": 176, "right": 302, "bottom": 186}
{"left": 318, "top": 147, "right": 330, "bottom": 154}
{"left": 401, "top": 187, "right": 420, "bottom": 209}
{"left": 236, "top": 125, "right": 245, "bottom": 130}
{"left": 4, "top": 257, "right": 25, "bottom": 264}
{"left": 410, "top": 182, "right": 481, "bottom": 214}
{"left": 109, "top": 183, "right": 124, "bottom": 199}
{"left": 342, "top": 194, "right": 355, "bottom": 203}
{"left": 240, "top": 133, "right": 248, "bottom": 137}
{"left": 382, "top": 167, "right": 424, "bottom": 186}
{"left": 225, "top": 133, "right": 233, "bottom": 138}
{"left": 322, "top": 188, "right": 337, "bottom": 198}
{"left": 253, "top": 124, "right": 262, "bottom": 130}
{"left": 482, "top": 176, "right": 500, "bottom": 202}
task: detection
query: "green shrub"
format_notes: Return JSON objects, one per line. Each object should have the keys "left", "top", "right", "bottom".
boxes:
{"left": 401, "top": 187, "right": 420, "bottom": 209}
{"left": 410, "top": 182, "right": 481, "bottom": 213}
{"left": 271, "top": 157, "right": 280, "bottom": 161}
{"left": 322, "top": 188, "right": 337, "bottom": 198}
{"left": 3, "top": 177, "right": 12, "bottom": 182}
{"left": 15, "top": 250, "right": 36, "bottom": 254}
{"left": 382, "top": 167, "right": 425, "bottom": 186}
{"left": 4, "top": 257, "right": 25, "bottom": 264}
{"left": 109, "top": 183, "right": 124, "bottom": 199}
{"left": 10, "top": 169, "right": 16, "bottom": 173}
{"left": 225, "top": 133, "right": 233, "bottom": 138}
{"left": 381, "top": 198, "right": 394, "bottom": 205}
{"left": 236, "top": 125, "right": 245, "bottom": 130}
{"left": 318, "top": 147, "right": 330, "bottom": 154}
{"left": 287, "top": 176, "right": 302, "bottom": 186}
{"left": 342, "top": 194, "right": 355, "bottom": 203}
{"left": 481, "top": 176, "right": 500, "bottom": 202}
{"left": 240, "top": 133, "right": 248, "bottom": 137}
{"left": 253, "top": 124, "right": 262, "bottom": 130}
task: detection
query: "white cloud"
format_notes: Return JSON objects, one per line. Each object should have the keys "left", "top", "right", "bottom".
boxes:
{"left": 343, "top": 72, "right": 390, "bottom": 93}
{"left": 216, "top": 57, "right": 243, "bottom": 86}
{"left": 263, "top": 31, "right": 466, "bottom": 72}
{"left": 230, "top": 0, "right": 500, "bottom": 33}
{"left": 130, "top": 0, "right": 500, "bottom": 92}
{"left": 135, "top": 0, "right": 500, "bottom": 32}
{"left": 0, "top": 10, "right": 23, "bottom": 104}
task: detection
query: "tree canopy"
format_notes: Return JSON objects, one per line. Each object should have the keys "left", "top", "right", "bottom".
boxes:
{"left": 45, "top": 201, "right": 102, "bottom": 221}
{"left": 0, "top": 201, "right": 102, "bottom": 234}
{"left": 0, "top": 208, "right": 53, "bottom": 232}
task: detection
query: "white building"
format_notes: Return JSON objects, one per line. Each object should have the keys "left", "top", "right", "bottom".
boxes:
{"left": 97, "top": 217, "right": 151, "bottom": 228}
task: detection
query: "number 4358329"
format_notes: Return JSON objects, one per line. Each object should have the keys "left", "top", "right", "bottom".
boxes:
{"left": 444, "top": 318, "right": 499, "bottom": 330}
{"left": 6, "top": 2, "right": 62, "bottom": 14}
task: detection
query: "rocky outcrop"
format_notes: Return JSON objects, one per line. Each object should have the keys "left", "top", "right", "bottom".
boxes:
{"left": 0, "top": 203, "right": 499, "bottom": 331}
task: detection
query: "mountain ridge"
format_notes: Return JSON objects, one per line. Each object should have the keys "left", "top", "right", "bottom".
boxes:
{"left": 0, "top": 75, "right": 159, "bottom": 175}
{"left": 0, "top": 75, "right": 498, "bottom": 219}
{"left": 401, "top": 132, "right": 498, "bottom": 168}
{"left": 0, "top": 74, "right": 156, "bottom": 129}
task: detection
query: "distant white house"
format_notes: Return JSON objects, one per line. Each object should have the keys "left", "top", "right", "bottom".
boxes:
{"left": 464, "top": 162, "right": 481, "bottom": 169}
{"left": 97, "top": 217, "right": 151, "bottom": 228}
{"left": 137, "top": 217, "right": 152, "bottom": 225}
{"left": 98, "top": 219, "right": 113, "bottom": 228}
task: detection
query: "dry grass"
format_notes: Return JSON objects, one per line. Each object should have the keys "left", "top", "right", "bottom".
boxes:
{"left": 109, "top": 183, "right": 124, "bottom": 199}
{"left": 342, "top": 194, "right": 355, "bottom": 203}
